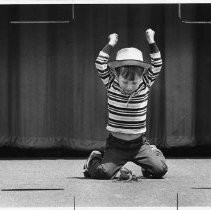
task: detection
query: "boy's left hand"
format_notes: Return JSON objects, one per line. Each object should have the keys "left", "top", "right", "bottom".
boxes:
{"left": 146, "top": 28, "right": 155, "bottom": 44}
{"left": 108, "top": 33, "right": 118, "bottom": 47}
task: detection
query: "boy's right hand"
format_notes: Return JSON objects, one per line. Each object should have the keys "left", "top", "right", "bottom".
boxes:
{"left": 108, "top": 33, "right": 118, "bottom": 47}
{"left": 146, "top": 28, "right": 155, "bottom": 44}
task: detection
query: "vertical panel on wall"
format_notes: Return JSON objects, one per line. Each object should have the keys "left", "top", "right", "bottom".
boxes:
{"left": 144, "top": 5, "right": 166, "bottom": 147}
{"left": 164, "top": 5, "right": 196, "bottom": 147}
{"left": 19, "top": 23, "right": 48, "bottom": 137}
{"left": 195, "top": 23, "right": 211, "bottom": 145}
{"left": 0, "top": 6, "right": 10, "bottom": 144}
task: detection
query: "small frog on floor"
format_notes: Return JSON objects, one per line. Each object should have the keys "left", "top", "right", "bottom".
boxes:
{"left": 112, "top": 167, "right": 141, "bottom": 182}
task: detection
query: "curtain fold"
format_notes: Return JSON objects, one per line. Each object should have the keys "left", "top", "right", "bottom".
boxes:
{"left": 0, "top": 4, "right": 210, "bottom": 151}
{"left": 164, "top": 5, "right": 196, "bottom": 148}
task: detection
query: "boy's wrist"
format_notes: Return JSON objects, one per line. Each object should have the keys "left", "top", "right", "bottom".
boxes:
{"left": 149, "top": 42, "right": 159, "bottom": 53}
{"left": 102, "top": 44, "right": 114, "bottom": 54}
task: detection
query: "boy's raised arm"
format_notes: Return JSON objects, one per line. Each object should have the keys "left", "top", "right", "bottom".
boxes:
{"left": 95, "top": 33, "right": 118, "bottom": 89}
{"left": 143, "top": 28, "right": 162, "bottom": 87}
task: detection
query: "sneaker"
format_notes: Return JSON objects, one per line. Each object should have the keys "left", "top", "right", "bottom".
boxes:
{"left": 83, "top": 150, "right": 102, "bottom": 178}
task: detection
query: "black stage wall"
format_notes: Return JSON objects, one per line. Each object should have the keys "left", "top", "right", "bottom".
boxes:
{"left": 0, "top": 4, "right": 210, "bottom": 152}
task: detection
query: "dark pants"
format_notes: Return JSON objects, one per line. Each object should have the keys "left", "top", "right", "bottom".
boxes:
{"left": 88, "top": 134, "right": 168, "bottom": 179}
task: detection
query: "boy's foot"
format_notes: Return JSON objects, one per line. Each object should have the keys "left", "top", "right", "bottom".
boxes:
{"left": 83, "top": 150, "right": 102, "bottom": 178}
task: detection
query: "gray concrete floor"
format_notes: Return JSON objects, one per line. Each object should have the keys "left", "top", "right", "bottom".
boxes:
{"left": 0, "top": 158, "right": 210, "bottom": 208}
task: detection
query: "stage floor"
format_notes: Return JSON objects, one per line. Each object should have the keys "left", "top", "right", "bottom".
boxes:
{"left": 0, "top": 158, "right": 210, "bottom": 208}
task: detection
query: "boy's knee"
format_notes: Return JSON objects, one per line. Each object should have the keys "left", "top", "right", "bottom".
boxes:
{"left": 152, "top": 163, "right": 168, "bottom": 178}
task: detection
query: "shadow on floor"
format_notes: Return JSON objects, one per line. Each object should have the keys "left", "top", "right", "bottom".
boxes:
{"left": 0, "top": 145, "right": 210, "bottom": 159}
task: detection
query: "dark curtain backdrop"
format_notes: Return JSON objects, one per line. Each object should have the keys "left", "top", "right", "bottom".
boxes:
{"left": 0, "top": 4, "right": 210, "bottom": 151}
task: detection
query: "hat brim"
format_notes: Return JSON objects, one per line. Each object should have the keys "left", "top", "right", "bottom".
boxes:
{"left": 108, "top": 60, "right": 151, "bottom": 69}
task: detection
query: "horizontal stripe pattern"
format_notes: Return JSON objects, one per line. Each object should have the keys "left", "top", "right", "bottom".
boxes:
{"left": 106, "top": 125, "right": 147, "bottom": 134}
{"left": 95, "top": 51, "right": 114, "bottom": 88}
{"left": 95, "top": 45, "right": 162, "bottom": 134}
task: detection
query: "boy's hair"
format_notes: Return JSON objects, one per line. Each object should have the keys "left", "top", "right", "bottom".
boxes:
{"left": 115, "top": 66, "right": 144, "bottom": 81}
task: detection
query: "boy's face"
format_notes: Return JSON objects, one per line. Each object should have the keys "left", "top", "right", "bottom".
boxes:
{"left": 118, "top": 74, "right": 142, "bottom": 95}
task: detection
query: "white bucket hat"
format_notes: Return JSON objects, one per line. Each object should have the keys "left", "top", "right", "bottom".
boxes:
{"left": 108, "top": 47, "right": 151, "bottom": 69}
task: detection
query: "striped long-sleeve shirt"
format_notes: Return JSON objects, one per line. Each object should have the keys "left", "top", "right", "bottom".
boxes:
{"left": 95, "top": 43, "right": 162, "bottom": 134}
